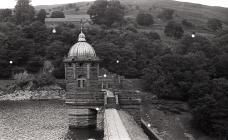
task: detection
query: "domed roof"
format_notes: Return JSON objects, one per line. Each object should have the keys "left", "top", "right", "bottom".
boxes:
{"left": 68, "top": 32, "right": 96, "bottom": 59}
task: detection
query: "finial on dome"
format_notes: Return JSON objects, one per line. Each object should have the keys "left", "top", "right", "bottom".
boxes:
{"left": 80, "top": 26, "right": 83, "bottom": 33}
{"left": 78, "top": 20, "right": 86, "bottom": 42}
{"left": 78, "top": 32, "right": 86, "bottom": 42}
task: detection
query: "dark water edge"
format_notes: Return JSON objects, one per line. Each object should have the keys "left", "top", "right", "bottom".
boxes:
{"left": 0, "top": 100, "right": 104, "bottom": 140}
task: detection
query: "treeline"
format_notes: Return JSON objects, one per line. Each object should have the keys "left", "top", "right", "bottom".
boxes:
{"left": 87, "top": 0, "right": 228, "bottom": 137}
{"left": 142, "top": 32, "right": 228, "bottom": 137}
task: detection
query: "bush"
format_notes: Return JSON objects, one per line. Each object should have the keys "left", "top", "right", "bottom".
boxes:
{"left": 146, "top": 32, "right": 161, "bottom": 41}
{"left": 50, "top": 11, "right": 65, "bottom": 18}
{"left": 26, "top": 56, "right": 43, "bottom": 74}
{"left": 182, "top": 19, "right": 194, "bottom": 28}
{"left": 33, "top": 73, "right": 56, "bottom": 88}
{"left": 164, "top": 21, "right": 184, "bottom": 39}
{"left": 14, "top": 71, "right": 34, "bottom": 88}
{"left": 189, "top": 79, "right": 228, "bottom": 137}
{"left": 87, "top": 0, "right": 124, "bottom": 26}
{"left": 136, "top": 12, "right": 154, "bottom": 26}
{"left": 157, "top": 8, "right": 174, "bottom": 21}
{"left": 207, "top": 18, "right": 223, "bottom": 31}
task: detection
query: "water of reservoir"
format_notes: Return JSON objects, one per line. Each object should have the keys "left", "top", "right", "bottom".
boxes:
{"left": 0, "top": 100, "right": 104, "bottom": 140}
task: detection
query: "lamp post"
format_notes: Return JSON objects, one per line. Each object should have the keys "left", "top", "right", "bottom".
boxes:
{"left": 191, "top": 32, "right": 196, "bottom": 38}
{"left": 52, "top": 28, "right": 56, "bottom": 34}
{"left": 9, "top": 60, "right": 13, "bottom": 79}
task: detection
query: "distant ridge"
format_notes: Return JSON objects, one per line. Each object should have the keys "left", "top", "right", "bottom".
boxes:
{"left": 34, "top": 0, "right": 228, "bottom": 26}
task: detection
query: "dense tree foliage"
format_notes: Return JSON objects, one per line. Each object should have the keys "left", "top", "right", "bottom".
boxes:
{"left": 164, "top": 21, "right": 184, "bottom": 39}
{"left": 0, "top": 9, "right": 12, "bottom": 22}
{"left": 87, "top": 0, "right": 125, "bottom": 26}
{"left": 157, "top": 8, "right": 174, "bottom": 21}
{"left": 207, "top": 18, "right": 223, "bottom": 31}
{"left": 15, "top": 0, "right": 35, "bottom": 24}
{"left": 182, "top": 19, "right": 194, "bottom": 28}
{"left": 136, "top": 12, "right": 154, "bottom": 26}
{"left": 36, "top": 9, "right": 47, "bottom": 23}
{"left": 50, "top": 11, "right": 65, "bottom": 18}
{"left": 142, "top": 32, "right": 228, "bottom": 137}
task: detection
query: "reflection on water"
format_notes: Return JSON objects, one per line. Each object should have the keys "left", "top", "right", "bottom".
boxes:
{"left": 65, "top": 128, "right": 103, "bottom": 140}
{"left": 0, "top": 100, "right": 103, "bottom": 140}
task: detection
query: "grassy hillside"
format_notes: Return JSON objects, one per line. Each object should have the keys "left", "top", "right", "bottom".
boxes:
{"left": 122, "top": 0, "right": 228, "bottom": 24}
{"left": 35, "top": 0, "right": 228, "bottom": 48}
{"left": 36, "top": 0, "right": 228, "bottom": 26}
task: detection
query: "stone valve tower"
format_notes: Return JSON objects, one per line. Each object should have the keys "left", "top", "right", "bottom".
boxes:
{"left": 64, "top": 31, "right": 141, "bottom": 128}
{"left": 64, "top": 31, "right": 103, "bottom": 128}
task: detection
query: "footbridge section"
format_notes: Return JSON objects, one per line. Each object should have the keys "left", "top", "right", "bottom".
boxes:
{"left": 104, "top": 109, "right": 131, "bottom": 140}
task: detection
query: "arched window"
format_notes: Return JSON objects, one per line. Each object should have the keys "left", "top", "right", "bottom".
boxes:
{"left": 77, "top": 75, "right": 86, "bottom": 88}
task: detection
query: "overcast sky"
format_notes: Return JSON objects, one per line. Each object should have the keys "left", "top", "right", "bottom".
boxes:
{"left": 0, "top": 0, "right": 228, "bottom": 9}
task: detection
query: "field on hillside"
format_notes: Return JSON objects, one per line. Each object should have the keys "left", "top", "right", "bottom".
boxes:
{"left": 37, "top": 0, "right": 228, "bottom": 46}
{"left": 36, "top": 0, "right": 228, "bottom": 26}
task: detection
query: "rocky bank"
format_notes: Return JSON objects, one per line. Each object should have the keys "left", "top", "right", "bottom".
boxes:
{"left": 0, "top": 85, "right": 66, "bottom": 101}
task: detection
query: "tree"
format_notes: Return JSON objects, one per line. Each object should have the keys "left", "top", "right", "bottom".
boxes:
{"left": 214, "top": 30, "right": 228, "bottom": 53}
{"left": 0, "top": 9, "right": 12, "bottom": 22}
{"left": 164, "top": 21, "right": 184, "bottom": 39}
{"left": 15, "top": 0, "right": 35, "bottom": 24}
{"left": 158, "top": 8, "right": 174, "bottom": 21}
{"left": 136, "top": 12, "right": 154, "bottom": 26}
{"left": 26, "top": 56, "right": 43, "bottom": 73}
{"left": 87, "top": 0, "right": 124, "bottom": 26}
{"left": 87, "top": 0, "right": 108, "bottom": 25}
{"left": 36, "top": 9, "right": 46, "bottom": 23}
{"left": 50, "top": 11, "right": 65, "bottom": 18}
{"left": 189, "top": 78, "right": 228, "bottom": 137}
{"left": 177, "top": 35, "right": 219, "bottom": 58}
{"left": 142, "top": 53, "right": 210, "bottom": 100}
{"left": 182, "top": 19, "right": 194, "bottom": 28}
{"left": 145, "top": 32, "right": 161, "bottom": 41}
{"left": 215, "top": 53, "right": 228, "bottom": 79}
{"left": 207, "top": 18, "right": 223, "bottom": 31}
{"left": 22, "top": 21, "right": 49, "bottom": 45}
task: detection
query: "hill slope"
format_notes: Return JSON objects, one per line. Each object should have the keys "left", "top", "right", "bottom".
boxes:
{"left": 35, "top": 0, "right": 228, "bottom": 26}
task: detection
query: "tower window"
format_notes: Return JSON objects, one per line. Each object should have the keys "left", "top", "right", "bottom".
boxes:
{"left": 91, "top": 62, "right": 96, "bottom": 67}
{"left": 77, "top": 75, "right": 86, "bottom": 88}
{"left": 79, "top": 63, "right": 83, "bottom": 67}
{"left": 68, "top": 63, "right": 72, "bottom": 67}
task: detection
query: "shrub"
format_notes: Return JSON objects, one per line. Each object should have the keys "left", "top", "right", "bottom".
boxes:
{"left": 26, "top": 56, "right": 43, "bottom": 74}
{"left": 207, "top": 18, "right": 223, "bottom": 31}
{"left": 50, "top": 11, "right": 65, "bottom": 18}
{"left": 14, "top": 71, "right": 34, "bottom": 88}
{"left": 87, "top": 0, "right": 124, "bottom": 26}
{"left": 157, "top": 8, "right": 174, "bottom": 21}
{"left": 136, "top": 12, "right": 154, "bottom": 26}
{"left": 164, "top": 21, "right": 184, "bottom": 39}
{"left": 33, "top": 73, "right": 56, "bottom": 88}
{"left": 182, "top": 19, "right": 194, "bottom": 28}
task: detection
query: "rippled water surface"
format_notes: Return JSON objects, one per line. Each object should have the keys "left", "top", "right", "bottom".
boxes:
{"left": 0, "top": 100, "right": 103, "bottom": 140}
